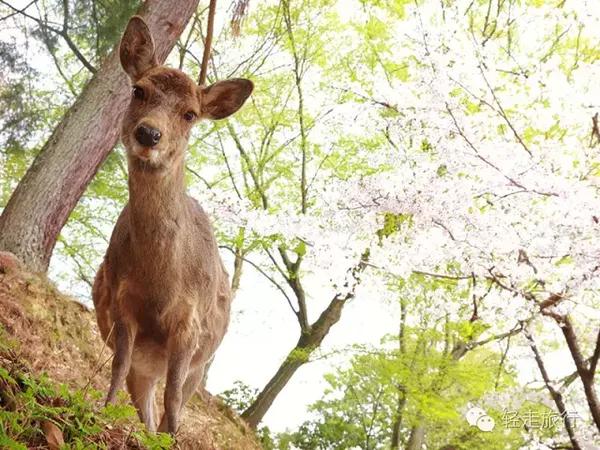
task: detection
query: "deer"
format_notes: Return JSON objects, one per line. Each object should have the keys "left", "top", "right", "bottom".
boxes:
{"left": 92, "top": 16, "right": 253, "bottom": 434}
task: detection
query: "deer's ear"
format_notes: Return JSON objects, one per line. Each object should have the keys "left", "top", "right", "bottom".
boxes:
{"left": 120, "top": 16, "right": 157, "bottom": 80}
{"left": 200, "top": 79, "right": 254, "bottom": 120}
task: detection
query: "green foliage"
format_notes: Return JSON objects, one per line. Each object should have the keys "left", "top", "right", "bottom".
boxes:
{"left": 219, "top": 380, "right": 259, "bottom": 414}
{"left": 257, "top": 426, "right": 279, "bottom": 450}
{"left": 376, "top": 213, "right": 413, "bottom": 244}
{"left": 270, "top": 273, "right": 523, "bottom": 449}
{"left": 133, "top": 429, "right": 176, "bottom": 450}
{"left": 287, "top": 347, "right": 313, "bottom": 364}
{"left": 0, "top": 332, "right": 173, "bottom": 449}
{"left": 277, "top": 340, "right": 523, "bottom": 450}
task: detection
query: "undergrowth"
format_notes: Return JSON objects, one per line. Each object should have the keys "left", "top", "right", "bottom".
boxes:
{"left": 0, "top": 327, "right": 174, "bottom": 450}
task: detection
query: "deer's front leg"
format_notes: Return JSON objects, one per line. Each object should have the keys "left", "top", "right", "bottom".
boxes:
{"left": 106, "top": 319, "right": 136, "bottom": 405}
{"left": 158, "top": 334, "right": 195, "bottom": 433}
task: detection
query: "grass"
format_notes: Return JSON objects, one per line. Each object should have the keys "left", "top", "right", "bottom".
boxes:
{"left": 0, "top": 327, "right": 175, "bottom": 449}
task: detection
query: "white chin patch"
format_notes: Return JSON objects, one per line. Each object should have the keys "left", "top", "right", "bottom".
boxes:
{"left": 147, "top": 149, "right": 160, "bottom": 164}
{"left": 134, "top": 146, "right": 161, "bottom": 165}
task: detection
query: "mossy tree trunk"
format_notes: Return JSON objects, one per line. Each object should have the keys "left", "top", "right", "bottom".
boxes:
{"left": 241, "top": 297, "right": 348, "bottom": 429}
{"left": 241, "top": 250, "right": 369, "bottom": 429}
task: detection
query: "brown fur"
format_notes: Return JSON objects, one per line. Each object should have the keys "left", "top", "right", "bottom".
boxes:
{"left": 92, "top": 16, "right": 252, "bottom": 433}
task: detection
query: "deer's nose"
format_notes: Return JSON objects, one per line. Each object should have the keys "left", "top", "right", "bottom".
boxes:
{"left": 134, "top": 124, "right": 162, "bottom": 147}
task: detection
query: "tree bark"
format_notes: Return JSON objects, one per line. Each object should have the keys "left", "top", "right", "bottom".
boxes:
{"left": 405, "top": 425, "right": 425, "bottom": 450}
{"left": 0, "top": 0, "right": 200, "bottom": 272}
{"left": 241, "top": 297, "right": 347, "bottom": 429}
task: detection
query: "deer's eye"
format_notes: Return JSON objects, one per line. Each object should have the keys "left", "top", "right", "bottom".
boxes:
{"left": 132, "top": 86, "right": 145, "bottom": 100}
{"left": 183, "top": 111, "right": 197, "bottom": 122}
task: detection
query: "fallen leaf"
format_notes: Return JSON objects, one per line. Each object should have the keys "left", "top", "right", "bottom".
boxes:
{"left": 41, "top": 420, "right": 64, "bottom": 450}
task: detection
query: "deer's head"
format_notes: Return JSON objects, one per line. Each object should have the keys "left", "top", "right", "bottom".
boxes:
{"left": 119, "top": 16, "right": 253, "bottom": 171}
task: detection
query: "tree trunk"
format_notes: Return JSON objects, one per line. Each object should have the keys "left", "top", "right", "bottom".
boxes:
{"left": 391, "top": 298, "right": 408, "bottom": 449}
{"left": 558, "top": 317, "right": 600, "bottom": 432}
{"left": 0, "top": 0, "right": 200, "bottom": 272}
{"left": 242, "top": 297, "right": 347, "bottom": 428}
{"left": 405, "top": 425, "right": 425, "bottom": 450}
{"left": 525, "top": 329, "right": 582, "bottom": 450}
{"left": 390, "top": 391, "right": 407, "bottom": 449}
{"left": 241, "top": 343, "right": 306, "bottom": 429}
{"left": 241, "top": 251, "right": 368, "bottom": 428}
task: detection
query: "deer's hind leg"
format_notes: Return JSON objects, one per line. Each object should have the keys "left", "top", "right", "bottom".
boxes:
{"left": 127, "top": 368, "right": 159, "bottom": 431}
{"left": 157, "top": 364, "right": 205, "bottom": 433}
{"left": 180, "top": 364, "right": 206, "bottom": 405}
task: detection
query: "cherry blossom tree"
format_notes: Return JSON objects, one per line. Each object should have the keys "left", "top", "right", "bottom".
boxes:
{"left": 192, "top": 0, "right": 600, "bottom": 444}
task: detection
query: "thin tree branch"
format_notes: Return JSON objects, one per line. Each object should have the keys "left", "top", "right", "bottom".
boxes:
{"left": 0, "top": 0, "right": 36, "bottom": 22}
{"left": 590, "top": 113, "right": 600, "bottom": 148}
{"left": 477, "top": 64, "right": 531, "bottom": 156}
{"left": 0, "top": 0, "right": 96, "bottom": 73}
{"left": 220, "top": 245, "right": 299, "bottom": 317}
{"left": 198, "top": 0, "right": 217, "bottom": 85}
{"left": 469, "top": 320, "right": 525, "bottom": 350}
{"left": 282, "top": 0, "right": 309, "bottom": 214}
{"left": 446, "top": 103, "right": 557, "bottom": 196}
{"left": 494, "top": 332, "right": 511, "bottom": 389}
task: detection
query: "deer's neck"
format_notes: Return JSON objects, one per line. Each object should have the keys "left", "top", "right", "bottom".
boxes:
{"left": 127, "top": 157, "right": 187, "bottom": 244}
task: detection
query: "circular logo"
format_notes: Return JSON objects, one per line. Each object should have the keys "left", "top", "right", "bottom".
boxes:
{"left": 465, "top": 407, "right": 495, "bottom": 432}
{"left": 465, "top": 407, "right": 486, "bottom": 426}
{"left": 476, "top": 415, "right": 495, "bottom": 432}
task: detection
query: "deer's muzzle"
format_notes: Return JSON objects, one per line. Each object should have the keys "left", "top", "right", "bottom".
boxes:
{"left": 135, "top": 124, "right": 162, "bottom": 147}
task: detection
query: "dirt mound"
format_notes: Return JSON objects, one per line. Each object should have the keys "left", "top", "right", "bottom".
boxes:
{"left": 0, "top": 251, "right": 261, "bottom": 450}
